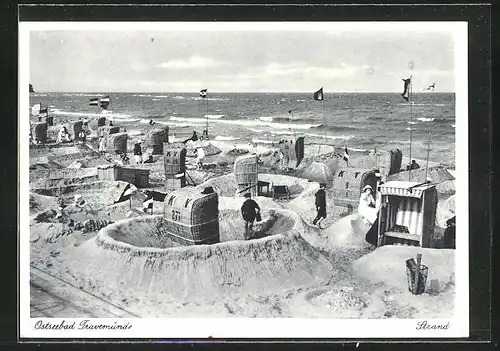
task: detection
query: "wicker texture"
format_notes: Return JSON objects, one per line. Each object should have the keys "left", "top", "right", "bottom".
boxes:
{"left": 107, "top": 132, "right": 128, "bottom": 154}
{"left": 97, "top": 165, "right": 119, "bottom": 181}
{"left": 332, "top": 168, "right": 378, "bottom": 209}
{"left": 73, "top": 121, "right": 84, "bottom": 140}
{"left": 335, "top": 147, "right": 402, "bottom": 176}
{"left": 163, "top": 187, "right": 220, "bottom": 245}
{"left": 234, "top": 154, "right": 258, "bottom": 197}
{"left": 97, "top": 165, "right": 150, "bottom": 187}
{"left": 164, "top": 146, "right": 187, "bottom": 192}
{"left": 98, "top": 126, "right": 120, "bottom": 139}
{"left": 34, "top": 122, "right": 48, "bottom": 142}
{"left": 147, "top": 129, "right": 166, "bottom": 155}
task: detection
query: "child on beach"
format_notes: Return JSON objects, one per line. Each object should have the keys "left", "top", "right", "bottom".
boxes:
{"left": 312, "top": 183, "right": 327, "bottom": 227}
{"left": 133, "top": 141, "right": 143, "bottom": 164}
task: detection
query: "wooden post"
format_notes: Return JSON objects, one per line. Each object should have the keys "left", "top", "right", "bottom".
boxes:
{"left": 414, "top": 253, "right": 422, "bottom": 294}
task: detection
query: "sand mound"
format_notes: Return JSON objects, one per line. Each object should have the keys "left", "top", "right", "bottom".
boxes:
{"left": 196, "top": 174, "right": 238, "bottom": 196}
{"left": 29, "top": 193, "right": 59, "bottom": 216}
{"left": 435, "top": 180, "right": 455, "bottom": 196}
{"left": 184, "top": 142, "right": 222, "bottom": 157}
{"left": 65, "top": 211, "right": 334, "bottom": 299}
{"left": 352, "top": 246, "right": 455, "bottom": 292}
{"left": 297, "top": 161, "right": 334, "bottom": 184}
{"left": 386, "top": 166, "right": 455, "bottom": 183}
{"left": 31, "top": 181, "right": 144, "bottom": 209}
{"left": 436, "top": 195, "right": 455, "bottom": 228}
{"left": 286, "top": 183, "right": 337, "bottom": 228}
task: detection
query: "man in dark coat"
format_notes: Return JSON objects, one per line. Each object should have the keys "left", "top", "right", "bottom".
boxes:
{"left": 241, "top": 193, "right": 261, "bottom": 239}
{"left": 312, "top": 183, "right": 327, "bottom": 227}
{"left": 444, "top": 216, "right": 456, "bottom": 249}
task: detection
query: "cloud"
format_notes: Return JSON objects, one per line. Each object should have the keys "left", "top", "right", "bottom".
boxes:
{"left": 262, "top": 62, "right": 365, "bottom": 79}
{"left": 156, "top": 55, "right": 222, "bottom": 69}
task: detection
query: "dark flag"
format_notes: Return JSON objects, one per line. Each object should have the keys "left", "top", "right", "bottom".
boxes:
{"left": 200, "top": 89, "right": 207, "bottom": 98}
{"left": 89, "top": 98, "right": 99, "bottom": 106}
{"left": 343, "top": 147, "right": 349, "bottom": 163}
{"left": 100, "top": 101, "right": 110, "bottom": 109}
{"left": 39, "top": 107, "right": 48, "bottom": 117}
{"left": 100, "top": 95, "right": 110, "bottom": 103}
{"left": 313, "top": 87, "right": 324, "bottom": 101}
{"left": 425, "top": 83, "right": 436, "bottom": 91}
{"left": 288, "top": 109, "right": 292, "bottom": 114}
{"left": 401, "top": 77, "right": 411, "bottom": 101}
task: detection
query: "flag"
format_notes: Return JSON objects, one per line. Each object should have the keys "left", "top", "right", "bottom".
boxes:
{"left": 313, "top": 87, "right": 324, "bottom": 101}
{"left": 343, "top": 147, "right": 349, "bottom": 163}
{"left": 89, "top": 98, "right": 99, "bottom": 106}
{"left": 39, "top": 107, "right": 48, "bottom": 117}
{"left": 288, "top": 109, "right": 292, "bottom": 114}
{"left": 200, "top": 89, "right": 207, "bottom": 98}
{"left": 425, "top": 83, "right": 436, "bottom": 91}
{"left": 100, "top": 101, "right": 110, "bottom": 109}
{"left": 401, "top": 77, "right": 411, "bottom": 101}
{"left": 31, "top": 103, "right": 41, "bottom": 115}
{"left": 100, "top": 95, "right": 110, "bottom": 103}
{"left": 174, "top": 171, "right": 185, "bottom": 179}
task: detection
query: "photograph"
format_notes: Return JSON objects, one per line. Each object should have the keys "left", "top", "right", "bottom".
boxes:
{"left": 19, "top": 20, "right": 469, "bottom": 339}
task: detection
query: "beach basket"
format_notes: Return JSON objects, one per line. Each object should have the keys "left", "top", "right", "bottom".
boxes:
{"left": 147, "top": 128, "right": 166, "bottom": 155}
{"left": 97, "top": 165, "right": 150, "bottom": 187}
{"left": 98, "top": 125, "right": 120, "bottom": 139}
{"left": 234, "top": 154, "right": 258, "bottom": 197}
{"left": 332, "top": 168, "right": 379, "bottom": 210}
{"left": 33, "top": 122, "right": 48, "bottom": 143}
{"left": 73, "top": 121, "right": 84, "bottom": 140}
{"left": 406, "top": 259, "right": 428, "bottom": 295}
{"left": 163, "top": 187, "right": 220, "bottom": 245}
{"left": 108, "top": 132, "right": 128, "bottom": 154}
{"left": 45, "top": 116, "right": 54, "bottom": 126}
{"left": 164, "top": 146, "right": 187, "bottom": 192}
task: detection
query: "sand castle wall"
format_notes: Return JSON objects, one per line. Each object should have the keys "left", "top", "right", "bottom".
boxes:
{"left": 68, "top": 208, "right": 333, "bottom": 298}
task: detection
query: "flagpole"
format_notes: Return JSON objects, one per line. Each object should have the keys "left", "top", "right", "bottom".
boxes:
{"left": 424, "top": 130, "right": 431, "bottom": 181}
{"left": 206, "top": 92, "right": 209, "bottom": 139}
{"left": 408, "top": 75, "right": 413, "bottom": 182}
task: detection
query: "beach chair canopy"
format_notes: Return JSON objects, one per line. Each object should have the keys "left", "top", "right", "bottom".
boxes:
{"left": 380, "top": 181, "right": 435, "bottom": 199}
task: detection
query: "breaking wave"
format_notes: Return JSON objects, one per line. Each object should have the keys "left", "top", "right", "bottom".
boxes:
{"left": 169, "top": 116, "right": 322, "bottom": 130}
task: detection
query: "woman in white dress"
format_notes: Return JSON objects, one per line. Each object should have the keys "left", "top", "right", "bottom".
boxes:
{"left": 358, "top": 185, "right": 379, "bottom": 225}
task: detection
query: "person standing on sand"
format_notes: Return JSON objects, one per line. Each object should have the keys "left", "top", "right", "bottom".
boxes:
{"left": 133, "top": 141, "right": 143, "bottom": 164}
{"left": 312, "top": 183, "right": 327, "bottom": 227}
{"left": 358, "top": 185, "right": 378, "bottom": 225}
{"left": 241, "top": 193, "right": 261, "bottom": 239}
{"left": 98, "top": 137, "right": 107, "bottom": 155}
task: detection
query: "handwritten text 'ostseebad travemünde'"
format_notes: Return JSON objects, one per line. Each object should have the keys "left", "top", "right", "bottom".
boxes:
{"left": 34, "top": 320, "right": 132, "bottom": 331}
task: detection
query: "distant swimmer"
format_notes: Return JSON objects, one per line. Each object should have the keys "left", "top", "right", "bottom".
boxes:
{"left": 183, "top": 131, "right": 198, "bottom": 144}
{"left": 241, "top": 192, "right": 261, "bottom": 240}
{"left": 312, "top": 183, "right": 327, "bottom": 227}
{"left": 149, "top": 119, "right": 155, "bottom": 125}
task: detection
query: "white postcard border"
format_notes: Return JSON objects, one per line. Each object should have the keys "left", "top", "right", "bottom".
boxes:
{"left": 19, "top": 20, "right": 469, "bottom": 339}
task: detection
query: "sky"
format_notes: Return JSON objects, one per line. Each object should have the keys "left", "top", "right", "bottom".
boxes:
{"left": 28, "top": 24, "right": 457, "bottom": 93}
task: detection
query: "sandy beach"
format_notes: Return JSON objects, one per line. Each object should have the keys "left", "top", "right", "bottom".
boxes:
{"left": 28, "top": 115, "right": 456, "bottom": 319}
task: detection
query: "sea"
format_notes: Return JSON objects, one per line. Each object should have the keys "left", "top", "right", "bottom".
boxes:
{"left": 29, "top": 92, "right": 456, "bottom": 167}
